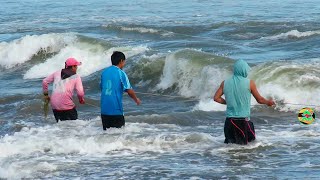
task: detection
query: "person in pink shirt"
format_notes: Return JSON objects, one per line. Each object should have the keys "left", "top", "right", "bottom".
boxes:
{"left": 42, "top": 57, "right": 85, "bottom": 122}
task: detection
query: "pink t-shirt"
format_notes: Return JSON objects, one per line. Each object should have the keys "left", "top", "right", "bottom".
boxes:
{"left": 42, "top": 70, "right": 84, "bottom": 110}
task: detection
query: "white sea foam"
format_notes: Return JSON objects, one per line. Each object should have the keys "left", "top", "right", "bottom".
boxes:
{"left": 23, "top": 44, "right": 148, "bottom": 79}
{"left": 121, "top": 27, "right": 160, "bottom": 34}
{"left": 0, "top": 118, "right": 221, "bottom": 178}
{"left": 193, "top": 99, "right": 226, "bottom": 112}
{"left": 141, "top": 53, "right": 166, "bottom": 60}
{"left": 119, "top": 26, "right": 173, "bottom": 36}
{"left": 0, "top": 118, "right": 216, "bottom": 157}
{"left": 0, "top": 33, "right": 77, "bottom": 69}
{"left": 0, "top": 161, "right": 57, "bottom": 179}
{"left": 0, "top": 118, "right": 318, "bottom": 179}
{"left": 262, "top": 29, "right": 320, "bottom": 40}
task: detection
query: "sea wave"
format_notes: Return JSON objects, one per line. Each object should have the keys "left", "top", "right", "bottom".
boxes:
{"left": 103, "top": 24, "right": 174, "bottom": 37}
{"left": 23, "top": 37, "right": 148, "bottom": 79}
{"left": 262, "top": 29, "right": 320, "bottom": 40}
{"left": 4, "top": 35, "right": 320, "bottom": 112}
{"left": 122, "top": 49, "right": 320, "bottom": 111}
{"left": 250, "top": 60, "right": 320, "bottom": 111}
{"left": 0, "top": 33, "right": 77, "bottom": 69}
{"left": 136, "top": 49, "right": 320, "bottom": 112}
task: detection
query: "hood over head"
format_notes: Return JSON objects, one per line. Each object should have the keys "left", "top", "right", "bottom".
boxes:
{"left": 233, "top": 59, "right": 251, "bottom": 78}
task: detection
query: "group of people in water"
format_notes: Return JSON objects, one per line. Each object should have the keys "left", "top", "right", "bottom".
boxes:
{"left": 42, "top": 51, "right": 274, "bottom": 145}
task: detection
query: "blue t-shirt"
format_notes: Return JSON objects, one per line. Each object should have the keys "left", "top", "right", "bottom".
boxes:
{"left": 100, "top": 65, "right": 132, "bottom": 115}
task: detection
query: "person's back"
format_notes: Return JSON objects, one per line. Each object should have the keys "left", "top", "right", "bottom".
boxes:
{"left": 48, "top": 70, "right": 83, "bottom": 110}
{"left": 214, "top": 59, "right": 274, "bottom": 145}
{"left": 100, "top": 65, "right": 129, "bottom": 115}
{"left": 224, "top": 60, "right": 251, "bottom": 118}
{"left": 42, "top": 57, "right": 85, "bottom": 122}
{"left": 100, "top": 51, "right": 140, "bottom": 130}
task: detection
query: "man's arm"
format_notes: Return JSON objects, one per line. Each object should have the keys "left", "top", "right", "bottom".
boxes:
{"left": 214, "top": 81, "right": 226, "bottom": 104}
{"left": 42, "top": 73, "right": 55, "bottom": 101}
{"left": 42, "top": 73, "right": 55, "bottom": 95}
{"left": 250, "top": 80, "right": 274, "bottom": 106}
{"left": 75, "top": 76, "right": 85, "bottom": 104}
{"left": 120, "top": 70, "right": 141, "bottom": 105}
{"left": 126, "top": 89, "right": 141, "bottom": 105}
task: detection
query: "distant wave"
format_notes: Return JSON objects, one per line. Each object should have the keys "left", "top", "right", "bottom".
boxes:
{"left": 121, "top": 27, "right": 160, "bottom": 34}
{"left": 103, "top": 24, "right": 174, "bottom": 37}
{"left": 262, "top": 30, "right": 320, "bottom": 40}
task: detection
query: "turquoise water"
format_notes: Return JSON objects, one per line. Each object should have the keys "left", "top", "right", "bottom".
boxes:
{"left": 1, "top": 0, "right": 320, "bottom": 179}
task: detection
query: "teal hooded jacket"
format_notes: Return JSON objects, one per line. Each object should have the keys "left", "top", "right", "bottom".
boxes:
{"left": 223, "top": 60, "right": 251, "bottom": 118}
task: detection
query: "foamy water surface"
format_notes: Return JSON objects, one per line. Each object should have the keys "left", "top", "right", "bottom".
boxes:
{"left": 1, "top": 0, "right": 320, "bottom": 179}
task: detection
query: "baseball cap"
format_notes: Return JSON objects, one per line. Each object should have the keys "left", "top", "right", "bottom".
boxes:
{"left": 65, "top": 57, "right": 82, "bottom": 67}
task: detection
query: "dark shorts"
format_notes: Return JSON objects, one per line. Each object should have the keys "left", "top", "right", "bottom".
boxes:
{"left": 53, "top": 108, "right": 78, "bottom": 122}
{"left": 224, "top": 117, "right": 255, "bottom": 145}
{"left": 101, "top": 114, "right": 125, "bottom": 130}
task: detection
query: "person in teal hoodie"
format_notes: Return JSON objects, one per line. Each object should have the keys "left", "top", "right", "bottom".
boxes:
{"left": 214, "top": 60, "right": 275, "bottom": 145}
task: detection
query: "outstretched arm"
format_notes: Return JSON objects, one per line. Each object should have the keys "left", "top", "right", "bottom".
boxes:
{"left": 250, "top": 80, "right": 274, "bottom": 106}
{"left": 214, "top": 81, "right": 226, "bottom": 104}
{"left": 126, "top": 89, "right": 141, "bottom": 105}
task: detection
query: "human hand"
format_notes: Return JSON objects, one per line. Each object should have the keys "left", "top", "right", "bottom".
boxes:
{"left": 79, "top": 98, "right": 85, "bottom": 104}
{"left": 135, "top": 98, "right": 141, "bottom": 105}
{"left": 43, "top": 94, "right": 50, "bottom": 102}
{"left": 267, "top": 98, "right": 275, "bottom": 106}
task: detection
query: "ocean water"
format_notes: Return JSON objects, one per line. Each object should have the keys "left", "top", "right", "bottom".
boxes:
{"left": 1, "top": 0, "right": 320, "bottom": 179}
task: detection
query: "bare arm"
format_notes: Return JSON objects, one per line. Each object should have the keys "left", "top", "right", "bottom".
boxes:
{"left": 214, "top": 81, "right": 226, "bottom": 105}
{"left": 250, "top": 80, "right": 274, "bottom": 106}
{"left": 126, "top": 89, "right": 141, "bottom": 105}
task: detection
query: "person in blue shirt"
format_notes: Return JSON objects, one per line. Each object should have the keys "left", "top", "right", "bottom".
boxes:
{"left": 100, "top": 51, "right": 141, "bottom": 130}
{"left": 214, "top": 60, "right": 275, "bottom": 145}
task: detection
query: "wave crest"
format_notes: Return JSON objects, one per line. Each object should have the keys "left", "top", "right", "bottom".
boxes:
{"left": 262, "top": 29, "right": 320, "bottom": 40}
{"left": 0, "top": 33, "right": 77, "bottom": 69}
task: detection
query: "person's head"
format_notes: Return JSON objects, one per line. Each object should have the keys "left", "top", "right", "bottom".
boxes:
{"left": 65, "top": 57, "right": 82, "bottom": 73}
{"left": 111, "top": 51, "right": 126, "bottom": 69}
{"left": 233, "top": 59, "right": 251, "bottom": 78}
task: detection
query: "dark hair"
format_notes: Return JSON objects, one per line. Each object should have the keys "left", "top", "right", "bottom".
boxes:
{"left": 111, "top": 51, "right": 126, "bottom": 65}
{"left": 66, "top": 66, "right": 73, "bottom": 69}
{"left": 64, "top": 63, "right": 74, "bottom": 69}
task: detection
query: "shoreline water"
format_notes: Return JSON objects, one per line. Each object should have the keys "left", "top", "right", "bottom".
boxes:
{"left": 1, "top": 0, "right": 320, "bottom": 179}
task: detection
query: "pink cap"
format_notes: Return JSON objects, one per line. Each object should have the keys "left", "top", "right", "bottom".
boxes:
{"left": 65, "top": 58, "right": 82, "bottom": 67}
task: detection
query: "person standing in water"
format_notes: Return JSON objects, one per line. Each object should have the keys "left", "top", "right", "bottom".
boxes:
{"left": 42, "top": 57, "right": 85, "bottom": 122}
{"left": 100, "top": 51, "right": 141, "bottom": 130}
{"left": 214, "top": 60, "right": 275, "bottom": 145}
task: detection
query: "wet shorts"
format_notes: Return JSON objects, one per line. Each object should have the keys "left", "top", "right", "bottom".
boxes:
{"left": 101, "top": 114, "right": 125, "bottom": 130}
{"left": 53, "top": 108, "right": 78, "bottom": 122}
{"left": 224, "top": 117, "right": 255, "bottom": 145}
